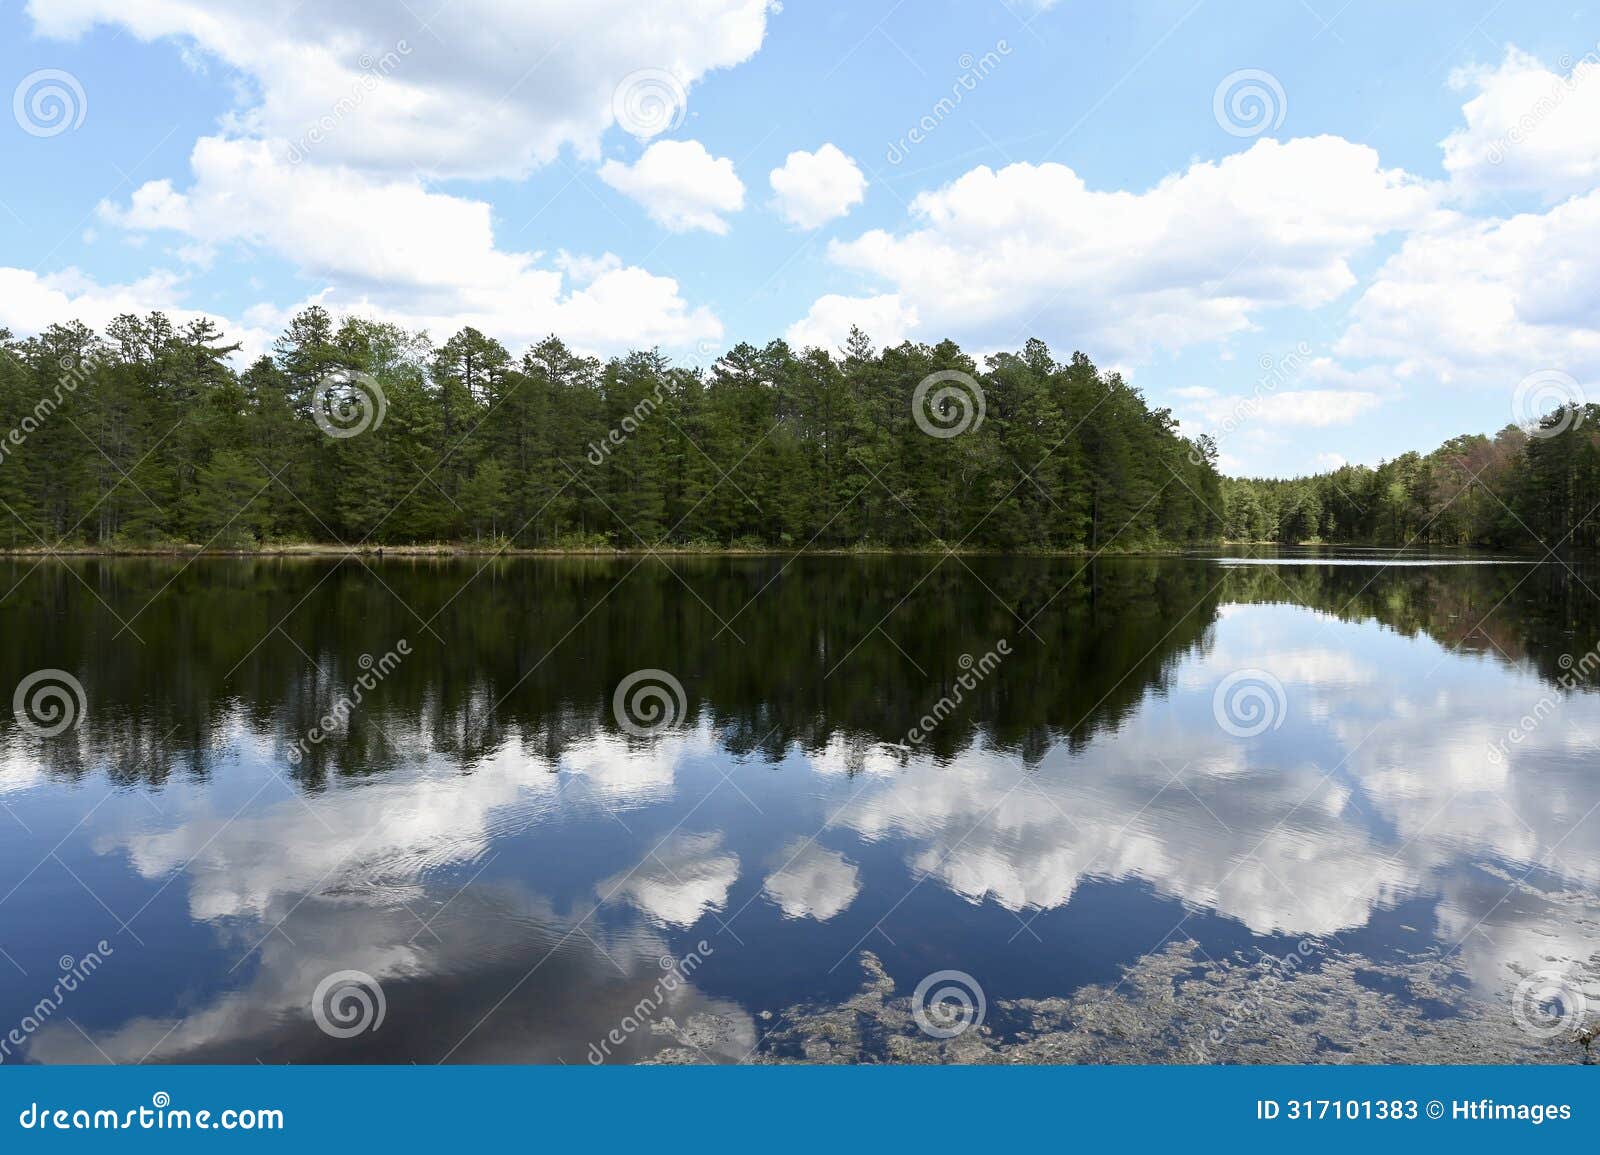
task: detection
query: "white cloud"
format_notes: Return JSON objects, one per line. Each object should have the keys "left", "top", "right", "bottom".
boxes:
{"left": 784, "top": 292, "right": 917, "bottom": 353}
{"left": 27, "top": 0, "right": 776, "bottom": 179}
{"left": 804, "top": 136, "right": 1432, "bottom": 362}
{"left": 1443, "top": 47, "right": 1600, "bottom": 201}
{"left": 1336, "top": 192, "right": 1600, "bottom": 390}
{"left": 99, "top": 137, "right": 722, "bottom": 354}
{"left": 0, "top": 266, "right": 183, "bottom": 334}
{"left": 597, "top": 139, "right": 745, "bottom": 234}
{"left": 600, "top": 832, "right": 739, "bottom": 927}
{"left": 768, "top": 143, "right": 867, "bottom": 228}
{"left": 761, "top": 841, "right": 861, "bottom": 921}
{"left": 0, "top": 265, "right": 277, "bottom": 363}
{"left": 1188, "top": 388, "right": 1385, "bottom": 430}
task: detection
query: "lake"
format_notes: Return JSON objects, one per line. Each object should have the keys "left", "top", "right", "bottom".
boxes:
{"left": 1, "top": 551, "right": 1597, "bottom": 1064}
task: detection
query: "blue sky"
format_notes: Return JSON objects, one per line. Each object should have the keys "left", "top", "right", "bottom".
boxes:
{"left": 2, "top": 0, "right": 1598, "bottom": 476}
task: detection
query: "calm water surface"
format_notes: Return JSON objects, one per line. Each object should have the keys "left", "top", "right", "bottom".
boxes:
{"left": 2, "top": 552, "right": 1597, "bottom": 1062}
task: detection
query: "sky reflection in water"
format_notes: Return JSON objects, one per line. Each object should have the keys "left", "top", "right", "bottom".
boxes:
{"left": 1, "top": 554, "right": 1597, "bottom": 1063}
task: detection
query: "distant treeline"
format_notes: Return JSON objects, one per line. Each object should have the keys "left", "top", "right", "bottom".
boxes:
{"left": 1223, "top": 415, "right": 1600, "bottom": 552}
{"left": 0, "top": 309, "right": 1223, "bottom": 551}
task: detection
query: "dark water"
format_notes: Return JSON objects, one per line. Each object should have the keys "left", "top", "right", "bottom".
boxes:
{"left": 2, "top": 551, "right": 1598, "bottom": 1063}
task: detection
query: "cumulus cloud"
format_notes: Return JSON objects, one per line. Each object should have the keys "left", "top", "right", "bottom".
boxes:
{"left": 18, "top": 1, "right": 768, "bottom": 355}
{"left": 597, "top": 139, "right": 746, "bottom": 234}
{"left": 1443, "top": 46, "right": 1600, "bottom": 201}
{"left": 768, "top": 144, "right": 867, "bottom": 228}
{"left": 784, "top": 292, "right": 918, "bottom": 353}
{"left": 1336, "top": 191, "right": 1600, "bottom": 391}
{"left": 26, "top": 0, "right": 776, "bottom": 179}
{"left": 799, "top": 136, "right": 1432, "bottom": 363}
{"left": 1187, "top": 388, "right": 1385, "bottom": 430}
{"left": 98, "top": 137, "right": 722, "bottom": 354}
{"left": 0, "top": 265, "right": 277, "bottom": 363}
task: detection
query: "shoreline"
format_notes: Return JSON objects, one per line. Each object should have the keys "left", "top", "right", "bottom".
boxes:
{"left": 0, "top": 540, "right": 1537, "bottom": 560}
{"left": 0, "top": 542, "right": 1199, "bottom": 559}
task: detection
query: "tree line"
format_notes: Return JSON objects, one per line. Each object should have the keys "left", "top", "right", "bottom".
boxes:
{"left": 4, "top": 307, "right": 1596, "bottom": 554}
{"left": 0, "top": 309, "right": 1223, "bottom": 551}
{"left": 1222, "top": 414, "right": 1600, "bottom": 553}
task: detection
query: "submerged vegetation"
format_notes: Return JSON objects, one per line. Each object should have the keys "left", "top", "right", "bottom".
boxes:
{"left": 669, "top": 942, "right": 1597, "bottom": 1065}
